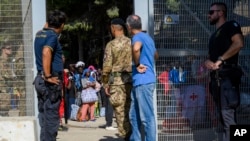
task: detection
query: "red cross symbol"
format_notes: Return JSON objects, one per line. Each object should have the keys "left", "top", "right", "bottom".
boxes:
{"left": 190, "top": 93, "right": 198, "bottom": 101}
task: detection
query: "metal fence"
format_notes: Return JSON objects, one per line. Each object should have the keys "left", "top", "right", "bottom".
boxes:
{"left": 154, "top": 0, "right": 250, "bottom": 141}
{"left": 0, "top": 0, "right": 34, "bottom": 117}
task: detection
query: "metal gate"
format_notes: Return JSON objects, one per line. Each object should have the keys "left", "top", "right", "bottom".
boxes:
{"left": 153, "top": 0, "right": 250, "bottom": 141}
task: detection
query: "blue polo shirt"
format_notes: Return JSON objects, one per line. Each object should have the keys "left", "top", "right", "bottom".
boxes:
{"left": 34, "top": 28, "right": 63, "bottom": 73}
{"left": 132, "top": 32, "right": 157, "bottom": 86}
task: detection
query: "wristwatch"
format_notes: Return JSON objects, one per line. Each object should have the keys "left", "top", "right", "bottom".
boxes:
{"left": 44, "top": 74, "right": 52, "bottom": 79}
{"left": 218, "top": 56, "right": 224, "bottom": 62}
{"left": 136, "top": 63, "right": 140, "bottom": 67}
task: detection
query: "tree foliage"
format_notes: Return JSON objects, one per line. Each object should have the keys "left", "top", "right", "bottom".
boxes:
{"left": 47, "top": 0, "right": 133, "bottom": 33}
{"left": 46, "top": 0, "right": 133, "bottom": 66}
{"left": 166, "top": 0, "right": 180, "bottom": 13}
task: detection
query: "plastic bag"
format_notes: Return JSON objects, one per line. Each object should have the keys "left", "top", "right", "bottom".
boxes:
{"left": 70, "top": 104, "right": 80, "bottom": 120}
{"left": 81, "top": 88, "right": 98, "bottom": 103}
{"left": 100, "top": 107, "right": 105, "bottom": 117}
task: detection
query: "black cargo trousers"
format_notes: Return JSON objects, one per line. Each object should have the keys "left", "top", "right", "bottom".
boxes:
{"left": 33, "top": 72, "right": 62, "bottom": 141}
{"left": 209, "top": 66, "right": 242, "bottom": 141}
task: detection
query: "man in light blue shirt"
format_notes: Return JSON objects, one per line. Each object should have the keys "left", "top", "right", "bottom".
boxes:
{"left": 126, "top": 14, "right": 158, "bottom": 141}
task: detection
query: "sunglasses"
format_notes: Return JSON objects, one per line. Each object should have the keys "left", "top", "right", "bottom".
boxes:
{"left": 4, "top": 47, "right": 11, "bottom": 50}
{"left": 208, "top": 10, "right": 221, "bottom": 15}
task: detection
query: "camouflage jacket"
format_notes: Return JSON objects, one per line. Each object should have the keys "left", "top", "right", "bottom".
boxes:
{"left": 102, "top": 35, "right": 132, "bottom": 87}
{"left": 0, "top": 57, "right": 15, "bottom": 93}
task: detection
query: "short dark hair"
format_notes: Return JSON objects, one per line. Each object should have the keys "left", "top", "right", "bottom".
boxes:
{"left": 111, "top": 18, "right": 126, "bottom": 27}
{"left": 111, "top": 18, "right": 126, "bottom": 31}
{"left": 210, "top": 2, "right": 227, "bottom": 18}
{"left": 47, "top": 10, "right": 66, "bottom": 28}
{"left": 126, "top": 15, "right": 142, "bottom": 30}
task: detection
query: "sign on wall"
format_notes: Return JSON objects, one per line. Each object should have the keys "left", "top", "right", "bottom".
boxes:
{"left": 164, "top": 14, "right": 179, "bottom": 24}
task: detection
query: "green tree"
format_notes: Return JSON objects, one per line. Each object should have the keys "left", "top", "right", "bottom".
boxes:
{"left": 166, "top": 0, "right": 180, "bottom": 13}
{"left": 46, "top": 0, "right": 133, "bottom": 67}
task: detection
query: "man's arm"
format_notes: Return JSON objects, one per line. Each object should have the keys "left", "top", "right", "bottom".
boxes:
{"left": 133, "top": 41, "right": 149, "bottom": 73}
{"left": 154, "top": 50, "right": 159, "bottom": 60}
{"left": 220, "top": 33, "right": 244, "bottom": 60}
{"left": 102, "top": 43, "right": 113, "bottom": 88}
{"left": 132, "top": 41, "right": 142, "bottom": 66}
{"left": 42, "top": 46, "right": 52, "bottom": 77}
{"left": 214, "top": 33, "right": 244, "bottom": 69}
{"left": 42, "top": 46, "right": 60, "bottom": 84}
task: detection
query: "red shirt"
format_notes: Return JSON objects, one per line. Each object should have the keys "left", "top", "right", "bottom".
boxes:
{"left": 158, "top": 71, "right": 169, "bottom": 95}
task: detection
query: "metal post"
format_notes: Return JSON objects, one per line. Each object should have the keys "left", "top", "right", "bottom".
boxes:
{"left": 32, "top": 0, "right": 46, "bottom": 140}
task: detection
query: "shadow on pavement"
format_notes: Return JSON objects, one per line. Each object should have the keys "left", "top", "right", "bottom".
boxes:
{"left": 99, "top": 136, "right": 124, "bottom": 141}
{"left": 99, "top": 133, "right": 124, "bottom": 141}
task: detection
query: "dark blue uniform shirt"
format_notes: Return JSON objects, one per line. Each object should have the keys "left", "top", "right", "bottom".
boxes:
{"left": 34, "top": 28, "right": 63, "bottom": 73}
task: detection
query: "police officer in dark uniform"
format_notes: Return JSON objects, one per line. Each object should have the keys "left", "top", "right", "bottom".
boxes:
{"left": 205, "top": 2, "right": 244, "bottom": 141}
{"left": 33, "top": 10, "right": 66, "bottom": 141}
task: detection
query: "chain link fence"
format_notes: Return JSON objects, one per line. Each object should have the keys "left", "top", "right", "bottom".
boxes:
{"left": 154, "top": 0, "right": 250, "bottom": 141}
{"left": 0, "top": 0, "right": 34, "bottom": 117}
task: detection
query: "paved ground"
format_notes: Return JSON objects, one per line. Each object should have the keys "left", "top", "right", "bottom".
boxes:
{"left": 57, "top": 116, "right": 220, "bottom": 141}
{"left": 57, "top": 116, "right": 124, "bottom": 141}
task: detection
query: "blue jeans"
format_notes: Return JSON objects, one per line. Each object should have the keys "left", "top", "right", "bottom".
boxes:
{"left": 129, "top": 83, "right": 156, "bottom": 141}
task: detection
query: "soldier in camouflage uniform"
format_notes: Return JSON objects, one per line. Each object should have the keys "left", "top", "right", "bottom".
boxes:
{"left": 0, "top": 41, "right": 20, "bottom": 115}
{"left": 102, "top": 18, "right": 132, "bottom": 141}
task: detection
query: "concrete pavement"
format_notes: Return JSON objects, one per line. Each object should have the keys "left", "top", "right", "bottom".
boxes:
{"left": 56, "top": 116, "right": 219, "bottom": 141}
{"left": 57, "top": 116, "right": 124, "bottom": 141}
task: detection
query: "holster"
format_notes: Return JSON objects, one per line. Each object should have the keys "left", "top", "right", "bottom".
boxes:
{"left": 108, "top": 73, "right": 114, "bottom": 84}
{"left": 33, "top": 73, "right": 62, "bottom": 112}
{"left": 218, "top": 66, "right": 243, "bottom": 86}
{"left": 33, "top": 75, "right": 47, "bottom": 98}
{"left": 109, "top": 72, "right": 132, "bottom": 84}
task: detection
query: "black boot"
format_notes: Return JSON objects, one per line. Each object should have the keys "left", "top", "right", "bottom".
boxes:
{"left": 124, "top": 135, "right": 130, "bottom": 141}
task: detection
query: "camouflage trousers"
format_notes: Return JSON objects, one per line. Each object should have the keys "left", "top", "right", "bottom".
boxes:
{"left": 0, "top": 93, "right": 11, "bottom": 112}
{"left": 109, "top": 83, "right": 132, "bottom": 139}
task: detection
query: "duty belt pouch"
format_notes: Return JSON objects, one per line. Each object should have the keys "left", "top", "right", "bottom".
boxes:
{"left": 33, "top": 75, "right": 47, "bottom": 112}
{"left": 121, "top": 72, "right": 132, "bottom": 83}
{"left": 221, "top": 78, "right": 240, "bottom": 108}
{"left": 218, "top": 66, "right": 243, "bottom": 86}
{"left": 108, "top": 73, "right": 114, "bottom": 84}
{"left": 33, "top": 75, "right": 47, "bottom": 98}
{"left": 46, "top": 82, "right": 62, "bottom": 103}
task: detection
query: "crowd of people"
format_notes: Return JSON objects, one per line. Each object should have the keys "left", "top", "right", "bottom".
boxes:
{"left": 33, "top": 10, "right": 158, "bottom": 141}
{"left": 59, "top": 15, "right": 159, "bottom": 141}
{"left": 62, "top": 60, "right": 105, "bottom": 123}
